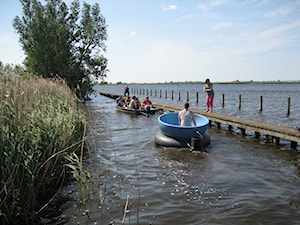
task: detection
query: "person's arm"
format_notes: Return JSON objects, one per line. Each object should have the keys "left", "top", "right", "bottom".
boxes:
{"left": 191, "top": 112, "right": 196, "bottom": 126}
{"left": 178, "top": 111, "right": 182, "bottom": 125}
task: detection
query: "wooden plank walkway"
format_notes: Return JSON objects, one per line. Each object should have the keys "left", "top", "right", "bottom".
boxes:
{"left": 100, "top": 92, "right": 300, "bottom": 149}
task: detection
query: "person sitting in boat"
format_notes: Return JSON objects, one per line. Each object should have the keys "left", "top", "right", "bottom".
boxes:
{"left": 134, "top": 97, "right": 141, "bottom": 109}
{"left": 141, "top": 96, "right": 153, "bottom": 113}
{"left": 178, "top": 102, "right": 196, "bottom": 126}
{"left": 124, "top": 96, "right": 131, "bottom": 107}
{"left": 129, "top": 96, "right": 137, "bottom": 108}
{"left": 115, "top": 96, "right": 124, "bottom": 107}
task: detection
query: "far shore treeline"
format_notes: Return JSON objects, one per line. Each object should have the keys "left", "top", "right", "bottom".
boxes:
{"left": 99, "top": 80, "right": 300, "bottom": 85}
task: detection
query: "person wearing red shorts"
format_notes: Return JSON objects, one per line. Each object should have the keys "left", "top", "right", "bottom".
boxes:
{"left": 203, "top": 78, "right": 214, "bottom": 113}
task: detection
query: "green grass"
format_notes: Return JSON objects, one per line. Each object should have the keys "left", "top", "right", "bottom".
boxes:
{"left": 0, "top": 74, "right": 87, "bottom": 224}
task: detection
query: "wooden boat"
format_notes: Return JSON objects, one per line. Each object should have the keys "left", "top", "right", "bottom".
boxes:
{"left": 157, "top": 112, "right": 209, "bottom": 141}
{"left": 115, "top": 105, "right": 160, "bottom": 116}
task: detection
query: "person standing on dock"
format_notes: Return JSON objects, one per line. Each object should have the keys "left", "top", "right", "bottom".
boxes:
{"left": 178, "top": 102, "right": 196, "bottom": 126}
{"left": 203, "top": 78, "right": 214, "bottom": 113}
{"left": 124, "top": 86, "right": 130, "bottom": 97}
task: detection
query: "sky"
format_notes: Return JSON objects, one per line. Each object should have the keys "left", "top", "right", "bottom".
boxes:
{"left": 0, "top": 0, "right": 300, "bottom": 83}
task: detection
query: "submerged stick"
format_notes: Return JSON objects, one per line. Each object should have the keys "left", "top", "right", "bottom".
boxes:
{"left": 122, "top": 195, "right": 130, "bottom": 223}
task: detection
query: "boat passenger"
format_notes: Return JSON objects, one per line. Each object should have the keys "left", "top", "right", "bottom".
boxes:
{"left": 115, "top": 96, "right": 124, "bottom": 107}
{"left": 141, "top": 96, "right": 153, "bottom": 113}
{"left": 129, "top": 96, "right": 136, "bottom": 108}
{"left": 125, "top": 96, "right": 131, "bottom": 107}
{"left": 178, "top": 102, "right": 196, "bottom": 126}
{"left": 134, "top": 97, "right": 141, "bottom": 109}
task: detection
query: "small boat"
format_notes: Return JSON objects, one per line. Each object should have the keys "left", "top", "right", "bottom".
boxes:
{"left": 157, "top": 112, "right": 209, "bottom": 141}
{"left": 115, "top": 105, "right": 160, "bottom": 116}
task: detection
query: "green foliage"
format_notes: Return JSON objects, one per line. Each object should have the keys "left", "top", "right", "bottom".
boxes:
{"left": 0, "top": 74, "right": 87, "bottom": 224}
{"left": 13, "top": 0, "right": 108, "bottom": 100}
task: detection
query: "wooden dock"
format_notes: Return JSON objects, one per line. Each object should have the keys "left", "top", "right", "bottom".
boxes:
{"left": 100, "top": 92, "right": 300, "bottom": 149}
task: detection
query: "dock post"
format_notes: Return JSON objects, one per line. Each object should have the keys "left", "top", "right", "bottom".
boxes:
{"left": 179, "top": 91, "right": 181, "bottom": 101}
{"left": 240, "top": 128, "right": 246, "bottom": 135}
{"left": 273, "top": 137, "right": 280, "bottom": 145}
{"left": 287, "top": 97, "right": 291, "bottom": 116}
{"left": 187, "top": 91, "right": 189, "bottom": 102}
{"left": 259, "top": 96, "right": 263, "bottom": 112}
{"left": 238, "top": 94, "right": 241, "bottom": 110}
{"left": 291, "top": 141, "right": 297, "bottom": 149}
{"left": 255, "top": 131, "right": 260, "bottom": 138}
{"left": 196, "top": 92, "right": 199, "bottom": 103}
{"left": 171, "top": 90, "right": 174, "bottom": 100}
{"left": 222, "top": 94, "right": 225, "bottom": 108}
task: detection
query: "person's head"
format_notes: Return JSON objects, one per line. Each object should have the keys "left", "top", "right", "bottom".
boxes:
{"left": 146, "top": 96, "right": 149, "bottom": 99}
{"left": 184, "top": 102, "right": 190, "bottom": 109}
{"left": 205, "top": 78, "right": 210, "bottom": 84}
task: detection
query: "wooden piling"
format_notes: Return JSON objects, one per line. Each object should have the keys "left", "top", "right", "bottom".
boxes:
{"left": 222, "top": 94, "right": 225, "bottom": 108}
{"left": 287, "top": 97, "right": 291, "bottom": 116}
{"left": 259, "top": 96, "right": 263, "bottom": 112}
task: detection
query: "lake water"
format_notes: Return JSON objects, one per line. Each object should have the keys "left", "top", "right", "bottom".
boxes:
{"left": 43, "top": 84, "right": 300, "bottom": 225}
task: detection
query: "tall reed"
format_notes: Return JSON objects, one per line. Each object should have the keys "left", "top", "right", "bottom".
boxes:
{"left": 0, "top": 74, "right": 87, "bottom": 224}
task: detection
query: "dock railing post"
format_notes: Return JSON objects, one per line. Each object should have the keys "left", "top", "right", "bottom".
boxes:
{"left": 222, "top": 94, "right": 225, "bottom": 108}
{"left": 259, "top": 96, "right": 263, "bottom": 112}
{"left": 287, "top": 97, "right": 291, "bottom": 116}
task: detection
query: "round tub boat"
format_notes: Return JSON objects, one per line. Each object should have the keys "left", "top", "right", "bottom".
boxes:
{"left": 155, "top": 112, "right": 210, "bottom": 149}
{"left": 158, "top": 112, "right": 209, "bottom": 141}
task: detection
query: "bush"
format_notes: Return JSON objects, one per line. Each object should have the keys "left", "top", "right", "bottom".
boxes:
{"left": 0, "top": 74, "right": 87, "bottom": 224}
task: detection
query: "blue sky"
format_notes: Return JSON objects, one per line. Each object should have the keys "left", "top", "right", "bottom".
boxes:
{"left": 1, "top": 0, "right": 300, "bottom": 83}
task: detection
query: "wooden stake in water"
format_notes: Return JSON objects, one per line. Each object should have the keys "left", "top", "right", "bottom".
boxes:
{"left": 287, "top": 97, "right": 291, "bottom": 116}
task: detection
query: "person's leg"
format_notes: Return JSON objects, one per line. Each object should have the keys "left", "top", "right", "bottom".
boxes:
{"left": 208, "top": 94, "right": 214, "bottom": 112}
{"left": 206, "top": 96, "right": 209, "bottom": 112}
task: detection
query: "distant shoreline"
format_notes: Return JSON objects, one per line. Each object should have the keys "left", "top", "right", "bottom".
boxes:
{"left": 99, "top": 80, "right": 300, "bottom": 85}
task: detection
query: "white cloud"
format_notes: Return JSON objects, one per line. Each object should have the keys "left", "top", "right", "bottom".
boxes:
{"left": 163, "top": 4, "right": 178, "bottom": 11}
{"left": 211, "top": 22, "right": 233, "bottom": 30}
{"left": 265, "top": 8, "right": 290, "bottom": 18}
{"left": 260, "top": 20, "right": 300, "bottom": 38}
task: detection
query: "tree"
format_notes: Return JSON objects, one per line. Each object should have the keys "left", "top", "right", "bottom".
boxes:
{"left": 13, "top": 0, "right": 108, "bottom": 100}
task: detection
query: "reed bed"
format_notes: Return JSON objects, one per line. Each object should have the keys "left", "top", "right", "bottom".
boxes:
{"left": 0, "top": 74, "right": 87, "bottom": 224}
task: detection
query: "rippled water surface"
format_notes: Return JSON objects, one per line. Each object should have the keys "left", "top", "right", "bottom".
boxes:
{"left": 44, "top": 84, "right": 300, "bottom": 225}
